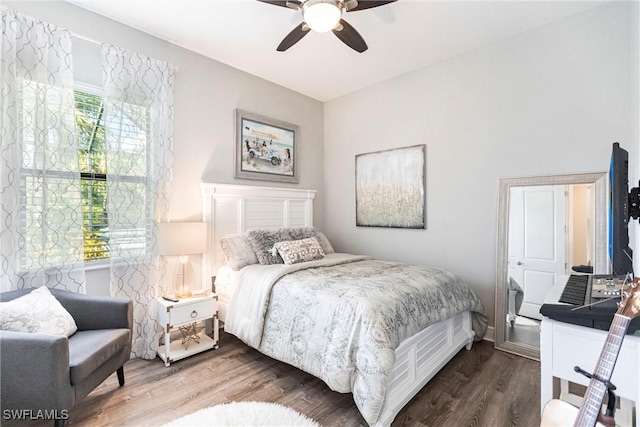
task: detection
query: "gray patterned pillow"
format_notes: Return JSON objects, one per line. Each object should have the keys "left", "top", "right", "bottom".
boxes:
{"left": 219, "top": 234, "right": 259, "bottom": 271}
{"left": 272, "top": 237, "right": 325, "bottom": 265}
{"left": 247, "top": 229, "right": 290, "bottom": 265}
{"left": 246, "top": 227, "right": 315, "bottom": 265}
{"left": 0, "top": 287, "right": 77, "bottom": 337}
{"left": 315, "top": 230, "right": 334, "bottom": 254}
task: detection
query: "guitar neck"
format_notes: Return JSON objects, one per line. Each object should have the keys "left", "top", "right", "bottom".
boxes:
{"left": 573, "top": 313, "right": 631, "bottom": 426}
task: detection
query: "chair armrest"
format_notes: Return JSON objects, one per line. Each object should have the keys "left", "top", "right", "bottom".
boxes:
{"left": 52, "top": 291, "right": 133, "bottom": 331}
{"left": 0, "top": 331, "right": 73, "bottom": 410}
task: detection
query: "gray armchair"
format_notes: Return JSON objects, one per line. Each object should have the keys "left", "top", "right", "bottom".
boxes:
{"left": 0, "top": 288, "right": 133, "bottom": 427}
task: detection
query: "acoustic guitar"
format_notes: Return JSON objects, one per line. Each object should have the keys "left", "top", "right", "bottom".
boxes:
{"left": 541, "top": 278, "right": 640, "bottom": 427}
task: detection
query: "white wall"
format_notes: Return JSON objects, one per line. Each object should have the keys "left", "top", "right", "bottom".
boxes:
{"left": 5, "top": 2, "right": 638, "bottom": 322}
{"left": 323, "top": 1, "right": 639, "bottom": 326}
{"left": 5, "top": 1, "right": 325, "bottom": 295}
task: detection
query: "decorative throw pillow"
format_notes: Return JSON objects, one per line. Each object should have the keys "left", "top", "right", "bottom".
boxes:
{"left": 272, "top": 237, "right": 325, "bottom": 265}
{"left": 292, "top": 227, "right": 335, "bottom": 254}
{"left": 247, "top": 229, "right": 291, "bottom": 265}
{"left": 0, "top": 287, "right": 78, "bottom": 337}
{"left": 286, "top": 227, "right": 316, "bottom": 241}
{"left": 314, "top": 230, "right": 335, "bottom": 254}
{"left": 219, "top": 234, "right": 259, "bottom": 271}
{"left": 247, "top": 227, "right": 320, "bottom": 265}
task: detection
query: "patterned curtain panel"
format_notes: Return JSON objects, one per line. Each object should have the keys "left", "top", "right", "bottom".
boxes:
{"left": 102, "top": 44, "right": 174, "bottom": 359}
{"left": 0, "top": 8, "right": 86, "bottom": 293}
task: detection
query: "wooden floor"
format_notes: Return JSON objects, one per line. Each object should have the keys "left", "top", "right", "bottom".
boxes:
{"left": 25, "top": 332, "right": 541, "bottom": 427}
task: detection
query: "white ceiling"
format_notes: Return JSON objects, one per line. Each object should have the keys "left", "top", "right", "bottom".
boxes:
{"left": 67, "top": 0, "right": 608, "bottom": 102}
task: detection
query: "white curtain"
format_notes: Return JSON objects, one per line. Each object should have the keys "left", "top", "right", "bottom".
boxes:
{"left": 0, "top": 8, "right": 86, "bottom": 293}
{"left": 102, "top": 44, "right": 174, "bottom": 359}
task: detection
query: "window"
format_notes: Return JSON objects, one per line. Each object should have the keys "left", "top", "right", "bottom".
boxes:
{"left": 75, "top": 89, "right": 109, "bottom": 261}
{"left": 19, "top": 81, "right": 86, "bottom": 270}
{"left": 74, "top": 87, "right": 151, "bottom": 263}
{"left": 19, "top": 85, "right": 150, "bottom": 267}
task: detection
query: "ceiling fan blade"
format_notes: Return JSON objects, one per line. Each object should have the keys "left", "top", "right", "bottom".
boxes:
{"left": 277, "top": 22, "right": 310, "bottom": 51}
{"left": 332, "top": 19, "right": 368, "bottom": 53}
{"left": 257, "top": 0, "right": 301, "bottom": 9}
{"left": 346, "top": 0, "right": 397, "bottom": 12}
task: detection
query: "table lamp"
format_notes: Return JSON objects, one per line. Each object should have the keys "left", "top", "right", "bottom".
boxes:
{"left": 158, "top": 222, "right": 207, "bottom": 299}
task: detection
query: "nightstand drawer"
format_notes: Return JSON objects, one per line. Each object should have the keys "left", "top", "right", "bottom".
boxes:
{"left": 169, "top": 298, "right": 216, "bottom": 326}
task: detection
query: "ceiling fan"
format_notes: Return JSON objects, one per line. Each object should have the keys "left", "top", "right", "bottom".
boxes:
{"left": 258, "top": 0, "right": 398, "bottom": 53}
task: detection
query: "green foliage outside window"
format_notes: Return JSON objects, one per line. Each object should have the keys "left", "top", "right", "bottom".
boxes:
{"left": 75, "top": 91, "right": 109, "bottom": 261}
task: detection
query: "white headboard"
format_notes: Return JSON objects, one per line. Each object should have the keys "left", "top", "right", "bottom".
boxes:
{"left": 201, "top": 183, "right": 317, "bottom": 283}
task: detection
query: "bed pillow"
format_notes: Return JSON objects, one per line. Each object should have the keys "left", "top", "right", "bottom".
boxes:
{"left": 272, "top": 237, "right": 325, "bottom": 265}
{"left": 0, "top": 287, "right": 78, "bottom": 337}
{"left": 315, "top": 230, "right": 334, "bottom": 254}
{"left": 247, "top": 227, "right": 319, "bottom": 265}
{"left": 247, "top": 229, "right": 291, "bottom": 265}
{"left": 219, "top": 234, "right": 259, "bottom": 271}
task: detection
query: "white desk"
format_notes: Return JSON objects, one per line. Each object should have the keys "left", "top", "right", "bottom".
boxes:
{"left": 540, "top": 317, "right": 640, "bottom": 424}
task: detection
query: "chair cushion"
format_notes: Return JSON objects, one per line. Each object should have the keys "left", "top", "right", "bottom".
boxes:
{"left": 68, "top": 329, "right": 130, "bottom": 385}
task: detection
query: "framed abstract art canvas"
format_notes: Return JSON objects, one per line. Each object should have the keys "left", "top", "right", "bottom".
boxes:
{"left": 356, "top": 144, "right": 426, "bottom": 229}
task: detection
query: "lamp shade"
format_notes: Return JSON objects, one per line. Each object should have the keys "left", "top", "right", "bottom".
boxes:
{"left": 158, "top": 222, "right": 207, "bottom": 256}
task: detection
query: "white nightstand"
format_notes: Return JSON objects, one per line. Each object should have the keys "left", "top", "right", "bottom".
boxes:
{"left": 156, "top": 294, "right": 219, "bottom": 366}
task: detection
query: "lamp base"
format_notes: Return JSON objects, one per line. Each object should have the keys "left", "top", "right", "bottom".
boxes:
{"left": 173, "top": 257, "right": 195, "bottom": 299}
{"left": 175, "top": 290, "right": 193, "bottom": 299}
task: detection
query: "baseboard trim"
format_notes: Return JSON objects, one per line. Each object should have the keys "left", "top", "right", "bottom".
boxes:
{"left": 482, "top": 326, "right": 495, "bottom": 343}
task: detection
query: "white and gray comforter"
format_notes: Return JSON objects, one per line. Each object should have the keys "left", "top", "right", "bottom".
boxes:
{"left": 225, "top": 253, "right": 487, "bottom": 425}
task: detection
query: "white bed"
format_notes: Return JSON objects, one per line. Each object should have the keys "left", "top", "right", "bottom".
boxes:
{"left": 201, "top": 183, "right": 486, "bottom": 426}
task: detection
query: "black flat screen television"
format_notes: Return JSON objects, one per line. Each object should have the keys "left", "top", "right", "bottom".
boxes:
{"left": 609, "top": 142, "right": 634, "bottom": 276}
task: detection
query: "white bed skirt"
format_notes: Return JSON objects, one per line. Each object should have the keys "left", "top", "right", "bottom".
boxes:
{"left": 218, "top": 302, "right": 474, "bottom": 426}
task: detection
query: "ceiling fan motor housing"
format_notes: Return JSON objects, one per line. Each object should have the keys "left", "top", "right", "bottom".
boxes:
{"left": 303, "top": 0, "right": 343, "bottom": 32}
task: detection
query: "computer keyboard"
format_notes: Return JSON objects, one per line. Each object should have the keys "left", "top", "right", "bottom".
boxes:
{"left": 558, "top": 274, "right": 590, "bottom": 305}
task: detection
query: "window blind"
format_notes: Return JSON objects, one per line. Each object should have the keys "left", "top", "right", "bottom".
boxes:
{"left": 18, "top": 86, "right": 150, "bottom": 267}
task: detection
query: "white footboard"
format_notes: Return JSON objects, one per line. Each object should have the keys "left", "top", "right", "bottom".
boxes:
{"left": 375, "top": 311, "right": 475, "bottom": 427}
{"left": 219, "top": 301, "right": 474, "bottom": 427}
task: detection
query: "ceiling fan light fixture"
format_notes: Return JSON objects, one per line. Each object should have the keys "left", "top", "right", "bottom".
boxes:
{"left": 303, "top": 0, "right": 342, "bottom": 33}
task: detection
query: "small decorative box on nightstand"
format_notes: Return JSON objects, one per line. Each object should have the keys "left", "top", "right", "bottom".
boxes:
{"left": 157, "top": 294, "right": 219, "bottom": 366}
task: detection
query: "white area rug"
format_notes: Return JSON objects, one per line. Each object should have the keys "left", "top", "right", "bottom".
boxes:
{"left": 163, "top": 401, "right": 320, "bottom": 427}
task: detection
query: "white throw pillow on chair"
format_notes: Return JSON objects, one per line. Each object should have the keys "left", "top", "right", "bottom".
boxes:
{"left": 0, "top": 287, "right": 78, "bottom": 337}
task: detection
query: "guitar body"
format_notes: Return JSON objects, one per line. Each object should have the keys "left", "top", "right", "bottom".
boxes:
{"left": 541, "top": 399, "right": 606, "bottom": 427}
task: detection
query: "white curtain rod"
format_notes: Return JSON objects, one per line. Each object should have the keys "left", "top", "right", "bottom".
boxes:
{"left": 70, "top": 31, "right": 101, "bottom": 46}
{"left": 69, "top": 31, "right": 183, "bottom": 72}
